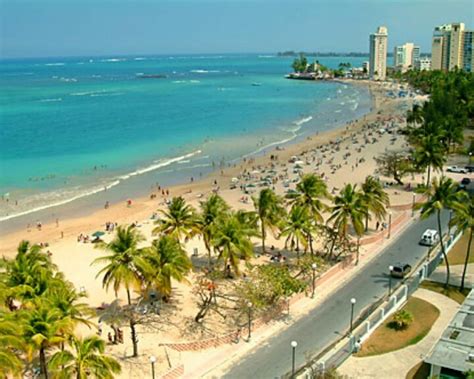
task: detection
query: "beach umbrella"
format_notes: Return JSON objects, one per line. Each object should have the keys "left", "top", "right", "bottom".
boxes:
{"left": 294, "top": 160, "right": 304, "bottom": 165}
{"left": 250, "top": 170, "right": 260, "bottom": 175}
{"left": 231, "top": 177, "right": 239, "bottom": 183}
{"left": 92, "top": 231, "right": 105, "bottom": 238}
{"left": 246, "top": 183, "right": 256, "bottom": 188}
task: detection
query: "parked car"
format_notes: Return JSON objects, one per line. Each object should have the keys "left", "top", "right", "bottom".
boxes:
{"left": 465, "top": 165, "right": 474, "bottom": 173}
{"left": 419, "top": 229, "right": 440, "bottom": 246}
{"left": 447, "top": 166, "right": 468, "bottom": 174}
{"left": 390, "top": 263, "right": 412, "bottom": 278}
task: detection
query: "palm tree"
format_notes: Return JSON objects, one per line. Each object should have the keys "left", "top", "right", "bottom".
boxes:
{"left": 198, "top": 194, "right": 230, "bottom": 268}
{"left": 153, "top": 196, "right": 198, "bottom": 242}
{"left": 416, "top": 177, "right": 462, "bottom": 288}
{"left": 253, "top": 189, "right": 286, "bottom": 254}
{"left": 287, "top": 174, "right": 330, "bottom": 224}
{"left": 44, "top": 283, "right": 94, "bottom": 347}
{"left": 280, "top": 205, "right": 311, "bottom": 260}
{"left": 412, "top": 134, "right": 447, "bottom": 187}
{"left": 3, "top": 241, "right": 57, "bottom": 305}
{"left": 328, "top": 184, "right": 365, "bottom": 264}
{"left": 49, "top": 335, "right": 121, "bottom": 379}
{"left": 93, "top": 225, "right": 148, "bottom": 357}
{"left": 360, "top": 176, "right": 390, "bottom": 232}
{"left": 22, "top": 306, "right": 71, "bottom": 379}
{"left": 212, "top": 213, "right": 254, "bottom": 277}
{"left": 450, "top": 193, "right": 474, "bottom": 291}
{"left": 0, "top": 313, "right": 24, "bottom": 378}
{"left": 143, "top": 236, "right": 192, "bottom": 297}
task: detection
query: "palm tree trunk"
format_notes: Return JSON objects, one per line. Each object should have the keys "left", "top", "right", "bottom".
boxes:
{"left": 365, "top": 213, "right": 369, "bottom": 232}
{"left": 126, "top": 288, "right": 139, "bottom": 357}
{"left": 426, "top": 165, "right": 431, "bottom": 187}
{"left": 204, "top": 238, "right": 212, "bottom": 269}
{"left": 460, "top": 228, "right": 473, "bottom": 292}
{"left": 261, "top": 221, "right": 266, "bottom": 254}
{"left": 437, "top": 211, "right": 450, "bottom": 289}
{"left": 308, "top": 233, "right": 314, "bottom": 256}
{"left": 39, "top": 346, "right": 49, "bottom": 379}
{"left": 356, "top": 238, "right": 360, "bottom": 265}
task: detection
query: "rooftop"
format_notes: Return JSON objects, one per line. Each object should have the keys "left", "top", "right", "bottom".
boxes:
{"left": 425, "top": 290, "right": 474, "bottom": 373}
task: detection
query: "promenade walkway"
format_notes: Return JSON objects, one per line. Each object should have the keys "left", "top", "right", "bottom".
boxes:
{"left": 338, "top": 288, "right": 459, "bottom": 379}
{"left": 429, "top": 263, "right": 473, "bottom": 289}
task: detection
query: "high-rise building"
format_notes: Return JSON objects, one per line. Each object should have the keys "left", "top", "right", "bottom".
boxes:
{"left": 463, "top": 30, "right": 474, "bottom": 72}
{"left": 393, "top": 43, "right": 420, "bottom": 71}
{"left": 431, "top": 22, "right": 474, "bottom": 72}
{"left": 369, "top": 26, "right": 388, "bottom": 80}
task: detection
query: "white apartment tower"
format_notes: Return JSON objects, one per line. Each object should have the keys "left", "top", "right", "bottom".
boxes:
{"left": 431, "top": 23, "right": 474, "bottom": 72}
{"left": 394, "top": 42, "right": 420, "bottom": 71}
{"left": 369, "top": 26, "right": 388, "bottom": 80}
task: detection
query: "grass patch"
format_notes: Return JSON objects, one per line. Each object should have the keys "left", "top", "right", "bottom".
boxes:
{"left": 442, "top": 231, "right": 473, "bottom": 266}
{"left": 406, "top": 361, "right": 431, "bottom": 379}
{"left": 419, "top": 280, "right": 470, "bottom": 304}
{"left": 356, "top": 297, "right": 439, "bottom": 357}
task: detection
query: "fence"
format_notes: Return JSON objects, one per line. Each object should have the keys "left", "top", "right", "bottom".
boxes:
{"left": 295, "top": 230, "right": 462, "bottom": 379}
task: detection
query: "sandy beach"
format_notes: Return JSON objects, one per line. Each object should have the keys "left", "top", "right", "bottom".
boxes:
{"left": 0, "top": 79, "right": 433, "bottom": 377}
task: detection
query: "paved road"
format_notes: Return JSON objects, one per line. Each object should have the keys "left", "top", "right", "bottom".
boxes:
{"left": 224, "top": 212, "right": 449, "bottom": 379}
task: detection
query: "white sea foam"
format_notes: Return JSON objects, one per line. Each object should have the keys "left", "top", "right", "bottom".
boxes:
{"left": 0, "top": 181, "right": 120, "bottom": 222}
{"left": 39, "top": 98, "right": 62, "bottom": 103}
{"left": 70, "top": 90, "right": 106, "bottom": 97}
{"left": 134, "top": 57, "right": 146, "bottom": 61}
{"left": 258, "top": 55, "right": 276, "bottom": 58}
{"left": 293, "top": 116, "right": 313, "bottom": 126}
{"left": 190, "top": 69, "right": 220, "bottom": 74}
{"left": 118, "top": 150, "right": 201, "bottom": 180}
{"left": 0, "top": 151, "right": 202, "bottom": 222}
{"left": 45, "top": 63, "right": 65, "bottom": 66}
{"left": 101, "top": 58, "right": 126, "bottom": 63}
{"left": 59, "top": 77, "right": 77, "bottom": 82}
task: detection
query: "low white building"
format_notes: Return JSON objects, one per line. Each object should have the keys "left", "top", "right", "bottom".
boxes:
{"left": 414, "top": 58, "right": 432, "bottom": 71}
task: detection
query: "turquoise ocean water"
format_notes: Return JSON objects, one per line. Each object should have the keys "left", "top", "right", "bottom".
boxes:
{"left": 0, "top": 54, "right": 371, "bottom": 228}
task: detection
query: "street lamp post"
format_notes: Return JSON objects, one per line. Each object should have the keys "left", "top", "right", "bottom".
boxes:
{"left": 247, "top": 301, "right": 252, "bottom": 341}
{"left": 412, "top": 193, "right": 416, "bottom": 217}
{"left": 388, "top": 266, "right": 394, "bottom": 296}
{"left": 350, "top": 298, "right": 357, "bottom": 335}
{"left": 387, "top": 212, "right": 392, "bottom": 239}
{"left": 149, "top": 356, "right": 156, "bottom": 379}
{"left": 311, "top": 263, "right": 317, "bottom": 298}
{"left": 291, "top": 341, "right": 298, "bottom": 377}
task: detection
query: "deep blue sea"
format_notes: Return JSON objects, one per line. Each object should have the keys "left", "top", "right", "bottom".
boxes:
{"left": 0, "top": 54, "right": 371, "bottom": 225}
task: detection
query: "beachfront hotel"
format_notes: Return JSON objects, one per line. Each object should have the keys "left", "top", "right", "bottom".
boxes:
{"left": 369, "top": 26, "right": 388, "bottom": 80}
{"left": 431, "top": 22, "right": 474, "bottom": 72}
{"left": 393, "top": 42, "right": 420, "bottom": 72}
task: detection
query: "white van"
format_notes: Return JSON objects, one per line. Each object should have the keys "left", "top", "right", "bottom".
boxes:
{"left": 419, "top": 229, "right": 440, "bottom": 246}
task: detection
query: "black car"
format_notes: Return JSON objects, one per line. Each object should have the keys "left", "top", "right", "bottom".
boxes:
{"left": 466, "top": 165, "right": 474, "bottom": 173}
{"left": 390, "top": 263, "right": 412, "bottom": 278}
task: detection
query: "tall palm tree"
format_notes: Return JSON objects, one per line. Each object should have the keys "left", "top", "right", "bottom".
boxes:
{"left": 253, "top": 188, "right": 286, "bottom": 254}
{"left": 328, "top": 184, "right": 365, "bottom": 264}
{"left": 287, "top": 174, "right": 330, "bottom": 224}
{"left": 450, "top": 193, "right": 474, "bottom": 291}
{"left": 412, "top": 134, "right": 447, "bottom": 187}
{"left": 212, "top": 213, "right": 254, "bottom": 277}
{"left": 416, "top": 177, "right": 462, "bottom": 288}
{"left": 0, "top": 313, "right": 24, "bottom": 378}
{"left": 93, "top": 225, "right": 148, "bottom": 357}
{"left": 22, "top": 306, "right": 71, "bottom": 379}
{"left": 49, "top": 335, "right": 121, "bottom": 379}
{"left": 360, "top": 176, "right": 390, "bottom": 231}
{"left": 153, "top": 196, "right": 198, "bottom": 242}
{"left": 198, "top": 194, "right": 230, "bottom": 268}
{"left": 280, "top": 205, "right": 312, "bottom": 259}
{"left": 143, "top": 236, "right": 192, "bottom": 297}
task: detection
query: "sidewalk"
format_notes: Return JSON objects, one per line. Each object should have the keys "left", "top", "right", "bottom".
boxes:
{"left": 171, "top": 211, "right": 418, "bottom": 378}
{"left": 429, "top": 263, "right": 473, "bottom": 289}
{"left": 338, "top": 288, "right": 459, "bottom": 379}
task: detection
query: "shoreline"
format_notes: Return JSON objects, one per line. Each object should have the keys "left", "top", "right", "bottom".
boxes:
{"left": 0, "top": 79, "right": 403, "bottom": 256}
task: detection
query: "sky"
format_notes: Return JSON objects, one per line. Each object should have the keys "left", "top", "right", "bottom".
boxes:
{"left": 1, "top": 0, "right": 473, "bottom": 58}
